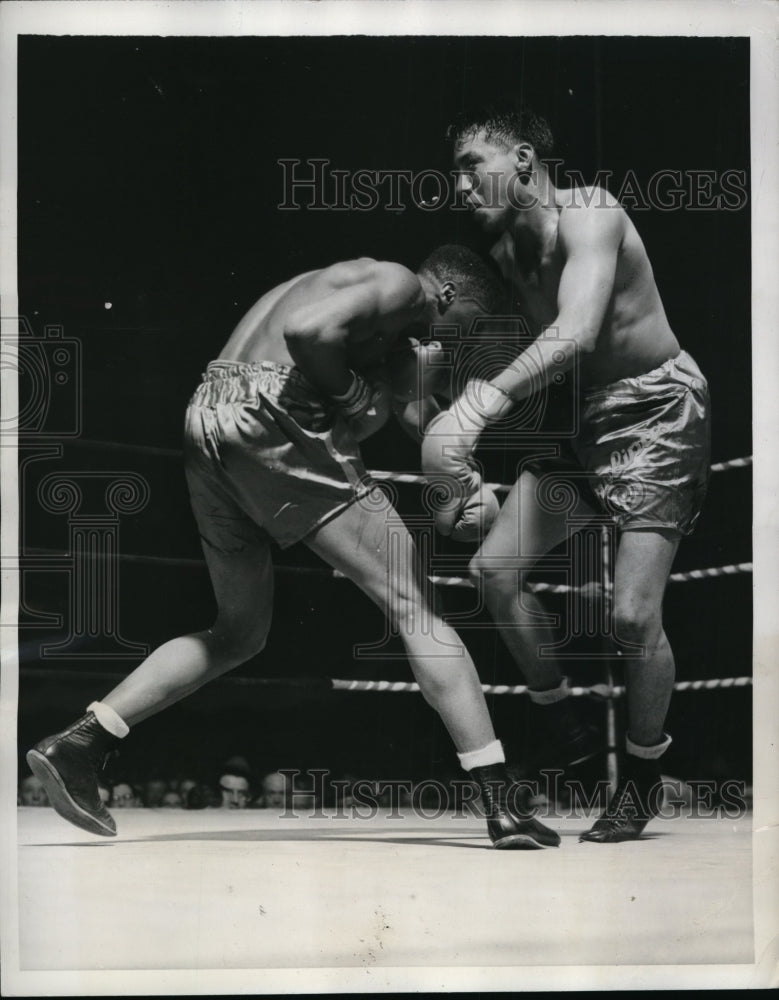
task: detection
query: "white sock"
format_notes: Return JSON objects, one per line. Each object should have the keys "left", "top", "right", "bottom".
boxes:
{"left": 528, "top": 677, "right": 570, "bottom": 705}
{"left": 626, "top": 732, "right": 672, "bottom": 760}
{"left": 457, "top": 739, "right": 505, "bottom": 772}
{"left": 87, "top": 701, "right": 129, "bottom": 739}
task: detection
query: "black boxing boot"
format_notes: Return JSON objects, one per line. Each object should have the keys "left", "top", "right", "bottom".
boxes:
{"left": 26, "top": 711, "right": 120, "bottom": 836}
{"left": 529, "top": 687, "right": 604, "bottom": 772}
{"left": 471, "top": 764, "right": 561, "bottom": 849}
{"left": 580, "top": 751, "right": 666, "bottom": 844}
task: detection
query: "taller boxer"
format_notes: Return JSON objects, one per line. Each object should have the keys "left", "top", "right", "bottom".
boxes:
{"left": 422, "top": 104, "right": 711, "bottom": 842}
{"left": 27, "top": 247, "right": 560, "bottom": 851}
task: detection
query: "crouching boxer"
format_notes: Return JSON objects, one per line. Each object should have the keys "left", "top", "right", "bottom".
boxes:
{"left": 27, "top": 245, "right": 559, "bottom": 850}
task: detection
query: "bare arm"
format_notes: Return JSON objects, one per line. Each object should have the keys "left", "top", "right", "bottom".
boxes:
{"left": 491, "top": 198, "right": 624, "bottom": 402}
{"left": 283, "top": 264, "right": 424, "bottom": 397}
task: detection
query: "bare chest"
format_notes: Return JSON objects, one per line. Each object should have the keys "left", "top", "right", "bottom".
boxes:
{"left": 494, "top": 239, "right": 562, "bottom": 331}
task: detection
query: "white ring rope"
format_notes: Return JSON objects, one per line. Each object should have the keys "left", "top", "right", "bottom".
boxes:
{"left": 21, "top": 668, "right": 752, "bottom": 700}
{"left": 29, "top": 447, "right": 750, "bottom": 592}
{"left": 331, "top": 676, "right": 753, "bottom": 697}
{"left": 22, "top": 548, "right": 753, "bottom": 593}
{"left": 68, "top": 438, "right": 751, "bottom": 482}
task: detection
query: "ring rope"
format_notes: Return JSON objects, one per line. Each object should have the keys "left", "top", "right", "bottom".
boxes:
{"left": 331, "top": 676, "right": 753, "bottom": 697}
{"left": 20, "top": 667, "right": 751, "bottom": 698}
{"left": 21, "top": 547, "right": 752, "bottom": 591}
{"left": 66, "top": 438, "right": 750, "bottom": 484}
{"left": 21, "top": 547, "right": 752, "bottom": 592}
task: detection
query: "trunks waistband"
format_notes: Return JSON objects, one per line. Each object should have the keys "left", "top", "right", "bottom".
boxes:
{"left": 582, "top": 350, "right": 705, "bottom": 399}
{"left": 203, "top": 359, "right": 315, "bottom": 391}
{"left": 191, "top": 359, "right": 327, "bottom": 410}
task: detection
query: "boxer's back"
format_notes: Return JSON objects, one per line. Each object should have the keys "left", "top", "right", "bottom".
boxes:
{"left": 219, "top": 259, "right": 379, "bottom": 366}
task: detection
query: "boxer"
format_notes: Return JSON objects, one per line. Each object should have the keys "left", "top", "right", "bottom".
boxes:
{"left": 27, "top": 246, "right": 559, "bottom": 850}
{"left": 422, "top": 104, "right": 711, "bottom": 842}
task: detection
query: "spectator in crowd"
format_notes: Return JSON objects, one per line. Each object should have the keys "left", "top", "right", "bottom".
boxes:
{"left": 19, "top": 774, "right": 49, "bottom": 807}
{"left": 178, "top": 778, "right": 198, "bottom": 803}
{"left": 111, "top": 781, "right": 140, "bottom": 809}
{"left": 160, "top": 790, "right": 183, "bottom": 808}
{"left": 218, "top": 771, "right": 252, "bottom": 810}
{"left": 184, "top": 783, "right": 219, "bottom": 810}
{"left": 143, "top": 777, "right": 169, "bottom": 808}
{"left": 258, "top": 771, "right": 289, "bottom": 810}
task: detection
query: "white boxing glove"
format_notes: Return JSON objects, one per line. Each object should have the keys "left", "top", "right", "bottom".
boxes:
{"left": 450, "top": 483, "right": 501, "bottom": 542}
{"left": 421, "top": 379, "right": 514, "bottom": 536}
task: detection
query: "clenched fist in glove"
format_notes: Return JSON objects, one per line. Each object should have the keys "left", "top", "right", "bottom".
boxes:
{"left": 421, "top": 380, "right": 514, "bottom": 540}
{"left": 331, "top": 368, "right": 393, "bottom": 442}
{"left": 449, "top": 482, "right": 501, "bottom": 542}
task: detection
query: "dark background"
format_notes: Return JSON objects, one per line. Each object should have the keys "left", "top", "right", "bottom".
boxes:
{"left": 16, "top": 35, "right": 751, "bottom": 790}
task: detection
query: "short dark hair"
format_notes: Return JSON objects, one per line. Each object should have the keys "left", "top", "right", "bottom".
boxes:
{"left": 417, "top": 244, "right": 505, "bottom": 312}
{"left": 446, "top": 102, "right": 554, "bottom": 159}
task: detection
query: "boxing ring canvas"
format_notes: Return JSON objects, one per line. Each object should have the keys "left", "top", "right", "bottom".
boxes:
{"left": 1, "top": 1, "right": 778, "bottom": 994}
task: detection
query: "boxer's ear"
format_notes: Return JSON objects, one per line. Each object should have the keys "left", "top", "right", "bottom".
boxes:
{"left": 513, "top": 141, "right": 534, "bottom": 172}
{"left": 437, "top": 281, "right": 457, "bottom": 313}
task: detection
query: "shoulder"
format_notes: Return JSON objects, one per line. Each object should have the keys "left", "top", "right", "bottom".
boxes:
{"left": 557, "top": 186, "right": 625, "bottom": 249}
{"left": 326, "top": 258, "right": 419, "bottom": 293}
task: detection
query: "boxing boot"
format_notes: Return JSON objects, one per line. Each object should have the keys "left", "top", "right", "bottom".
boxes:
{"left": 529, "top": 695, "right": 604, "bottom": 772}
{"left": 471, "top": 763, "right": 561, "bottom": 849}
{"left": 26, "top": 712, "right": 119, "bottom": 836}
{"left": 580, "top": 755, "right": 664, "bottom": 844}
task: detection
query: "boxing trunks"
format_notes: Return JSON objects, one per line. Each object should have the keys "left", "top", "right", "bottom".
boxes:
{"left": 571, "top": 350, "right": 711, "bottom": 534}
{"left": 184, "top": 360, "right": 374, "bottom": 550}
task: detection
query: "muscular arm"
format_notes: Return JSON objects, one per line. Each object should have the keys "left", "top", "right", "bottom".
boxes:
{"left": 283, "top": 263, "right": 424, "bottom": 396}
{"left": 491, "top": 197, "right": 624, "bottom": 402}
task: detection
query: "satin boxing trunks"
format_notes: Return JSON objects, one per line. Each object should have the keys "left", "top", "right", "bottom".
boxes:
{"left": 184, "top": 360, "right": 374, "bottom": 550}
{"left": 571, "top": 350, "right": 711, "bottom": 535}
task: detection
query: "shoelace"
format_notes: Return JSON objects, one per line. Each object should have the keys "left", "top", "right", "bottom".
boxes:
{"left": 602, "top": 781, "right": 640, "bottom": 828}
{"left": 480, "top": 783, "right": 508, "bottom": 819}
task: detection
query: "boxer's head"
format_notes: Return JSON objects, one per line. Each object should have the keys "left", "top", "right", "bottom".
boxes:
{"left": 416, "top": 244, "right": 505, "bottom": 324}
{"left": 447, "top": 104, "right": 554, "bottom": 232}
{"left": 402, "top": 245, "right": 507, "bottom": 400}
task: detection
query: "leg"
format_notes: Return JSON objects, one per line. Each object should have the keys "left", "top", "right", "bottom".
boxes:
{"left": 612, "top": 528, "right": 680, "bottom": 747}
{"left": 306, "top": 494, "right": 494, "bottom": 753}
{"left": 307, "top": 492, "right": 560, "bottom": 849}
{"left": 580, "top": 528, "right": 680, "bottom": 844}
{"left": 103, "top": 538, "right": 275, "bottom": 725}
{"left": 26, "top": 537, "right": 274, "bottom": 836}
{"left": 470, "top": 467, "right": 597, "bottom": 691}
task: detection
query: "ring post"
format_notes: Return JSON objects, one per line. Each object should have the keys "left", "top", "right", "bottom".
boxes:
{"left": 602, "top": 524, "right": 619, "bottom": 795}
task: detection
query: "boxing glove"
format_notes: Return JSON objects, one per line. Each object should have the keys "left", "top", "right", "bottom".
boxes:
{"left": 421, "top": 380, "right": 514, "bottom": 535}
{"left": 332, "top": 369, "right": 393, "bottom": 442}
{"left": 451, "top": 483, "right": 501, "bottom": 542}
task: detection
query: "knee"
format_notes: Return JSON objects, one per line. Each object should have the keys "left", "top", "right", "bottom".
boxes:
{"left": 614, "top": 602, "right": 663, "bottom": 649}
{"left": 208, "top": 618, "right": 269, "bottom": 667}
{"left": 469, "top": 554, "right": 527, "bottom": 603}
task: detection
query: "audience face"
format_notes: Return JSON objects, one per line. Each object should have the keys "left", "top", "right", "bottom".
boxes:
{"left": 111, "top": 782, "right": 137, "bottom": 808}
{"left": 219, "top": 773, "right": 251, "bottom": 809}
{"left": 179, "top": 779, "right": 197, "bottom": 800}
{"left": 144, "top": 779, "right": 168, "bottom": 808}
{"left": 161, "top": 791, "right": 183, "bottom": 808}
{"left": 261, "top": 772, "right": 289, "bottom": 809}
{"left": 20, "top": 775, "right": 49, "bottom": 806}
